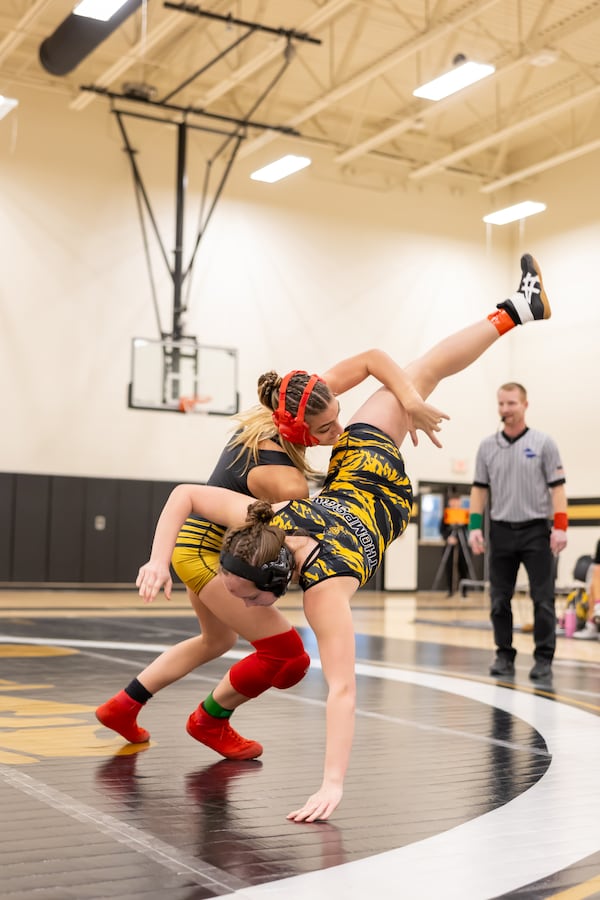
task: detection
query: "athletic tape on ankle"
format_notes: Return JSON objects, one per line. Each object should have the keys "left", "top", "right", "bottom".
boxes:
{"left": 553, "top": 512, "right": 568, "bottom": 531}
{"left": 469, "top": 513, "right": 483, "bottom": 531}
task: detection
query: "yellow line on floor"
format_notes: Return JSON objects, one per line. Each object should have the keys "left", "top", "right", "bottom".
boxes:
{"left": 0, "top": 645, "right": 77, "bottom": 656}
{"left": 545, "top": 874, "right": 600, "bottom": 898}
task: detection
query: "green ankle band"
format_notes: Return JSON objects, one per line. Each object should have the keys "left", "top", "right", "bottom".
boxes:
{"left": 202, "top": 692, "right": 233, "bottom": 719}
{"left": 469, "top": 512, "right": 483, "bottom": 531}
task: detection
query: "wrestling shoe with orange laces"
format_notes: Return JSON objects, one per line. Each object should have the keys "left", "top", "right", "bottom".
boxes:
{"left": 496, "top": 254, "right": 551, "bottom": 325}
{"left": 95, "top": 690, "right": 150, "bottom": 743}
{"left": 186, "top": 706, "right": 263, "bottom": 760}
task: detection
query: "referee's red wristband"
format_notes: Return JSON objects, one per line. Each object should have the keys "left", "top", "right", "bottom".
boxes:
{"left": 553, "top": 512, "right": 568, "bottom": 531}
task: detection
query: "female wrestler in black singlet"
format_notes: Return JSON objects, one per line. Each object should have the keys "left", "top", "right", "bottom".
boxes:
{"left": 96, "top": 385, "right": 317, "bottom": 744}
{"left": 135, "top": 255, "right": 551, "bottom": 822}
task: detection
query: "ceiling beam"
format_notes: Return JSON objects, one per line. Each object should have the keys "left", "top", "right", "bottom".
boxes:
{"left": 334, "top": 0, "right": 600, "bottom": 167}
{"left": 0, "top": 0, "right": 52, "bottom": 65}
{"left": 480, "top": 136, "right": 600, "bottom": 193}
{"left": 238, "top": 0, "right": 503, "bottom": 161}
{"left": 69, "top": 0, "right": 352, "bottom": 114}
{"left": 410, "top": 82, "right": 600, "bottom": 180}
{"left": 335, "top": 54, "right": 527, "bottom": 166}
{"left": 201, "top": 0, "right": 353, "bottom": 107}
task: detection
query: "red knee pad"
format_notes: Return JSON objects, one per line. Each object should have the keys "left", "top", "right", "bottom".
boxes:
{"left": 229, "top": 628, "right": 310, "bottom": 698}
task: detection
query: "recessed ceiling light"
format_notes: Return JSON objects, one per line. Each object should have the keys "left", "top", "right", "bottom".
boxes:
{"left": 483, "top": 201, "right": 547, "bottom": 225}
{"left": 250, "top": 155, "right": 311, "bottom": 184}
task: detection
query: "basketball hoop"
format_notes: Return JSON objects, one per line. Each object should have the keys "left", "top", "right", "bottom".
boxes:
{"left": 178, "top": 394, "right": 212, "bottom": 413}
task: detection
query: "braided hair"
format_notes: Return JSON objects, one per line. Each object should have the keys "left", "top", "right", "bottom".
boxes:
{"left": 221, "top": 500, "right": 288, "bottom": 566}
{"left": 258, "top": 370, "right": 332, "bottom": 420}
{"left": 227, "top": 370, "right": 332, "bottom": 477}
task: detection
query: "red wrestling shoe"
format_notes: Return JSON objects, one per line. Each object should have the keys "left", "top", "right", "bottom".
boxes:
{"left": 186, "top": 706, "right": 263, "bottom": 760}
{"left": 95, "top": 690, "right": 150, "bottom": 744}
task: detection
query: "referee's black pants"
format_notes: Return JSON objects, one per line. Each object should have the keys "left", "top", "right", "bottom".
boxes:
{"left": 489, "top": 520, "right": 556, "bottom": 662}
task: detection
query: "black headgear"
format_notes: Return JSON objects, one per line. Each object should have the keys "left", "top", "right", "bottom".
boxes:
{"left": 219, "top": 546, "right": 294, "bottom": 598}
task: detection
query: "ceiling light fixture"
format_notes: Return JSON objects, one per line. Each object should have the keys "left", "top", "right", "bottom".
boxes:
{"left": 413, "top": 58, "right": 495, "bottom": 101}
{"left": 0, "top": 95, "right": 19, "bottom": 121}
{"left": 250, "top": 154, "right": 311, "bottom": 183}
{"left": 73, "top": 0, "right": 130, "bottom": 20}
{"left": 483, "top": 201, "right": 547, "bottom": 225}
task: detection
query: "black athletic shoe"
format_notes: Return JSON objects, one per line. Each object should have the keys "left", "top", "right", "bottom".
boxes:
{"left": 496, "top": 254, "right": 551, "bottom": 325}
{"left": 529, "top": 659, "right": 552, "bottom": 680}
{"left": 489, "top": 656, "right": 515, "bottom": 677}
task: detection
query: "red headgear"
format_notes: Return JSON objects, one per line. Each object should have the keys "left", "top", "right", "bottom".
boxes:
{"left": 272, "top": 370, "right": 323, "bottom": 447}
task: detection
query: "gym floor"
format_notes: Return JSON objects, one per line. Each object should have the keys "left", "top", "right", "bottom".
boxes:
{"left": 1, "top": 587, "right": 599, "bottom": 900}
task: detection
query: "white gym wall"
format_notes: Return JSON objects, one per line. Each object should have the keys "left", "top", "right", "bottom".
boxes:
{"left": 1, "top": 86, "right": 597, "bottom": 585}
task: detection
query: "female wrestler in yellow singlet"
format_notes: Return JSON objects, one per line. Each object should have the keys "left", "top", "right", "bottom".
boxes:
{"left": 135, "top": 254, "right": 552, "bottom": 823}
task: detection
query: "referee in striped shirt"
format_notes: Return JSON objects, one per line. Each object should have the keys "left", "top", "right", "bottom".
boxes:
{"left": 468, "top": 382, "right": 568, "bottom": 681}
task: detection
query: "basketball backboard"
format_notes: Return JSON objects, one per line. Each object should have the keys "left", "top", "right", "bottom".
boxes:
{"left": 128, "top": 337, "right": 239, "bottom": 415}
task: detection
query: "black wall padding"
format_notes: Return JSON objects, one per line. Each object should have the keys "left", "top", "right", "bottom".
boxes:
{"left": 1, "top": 472, "right": 182, "bottom": 585}
{"left": 12, "top": 474, "right": 51, "bottom": 582}
{"left": 0, "top": 474, "right": 16, "bottom": 581}
{"left": 39, "top": 0, "right": 143, "bottom": 76}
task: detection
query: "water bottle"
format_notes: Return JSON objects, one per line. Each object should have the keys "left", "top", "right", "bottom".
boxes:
{"left": 564, "top": 605, "right": 577, "bottom": 638}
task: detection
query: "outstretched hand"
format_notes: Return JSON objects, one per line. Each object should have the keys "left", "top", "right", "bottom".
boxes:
{"left": 287, "top": 784, "right": 343, "bottom": 823}
{"left": 136, "top": 560, "right": 173, "bottom": 603}
{"left": 405, "top": 398, "right": 450, "bottom": 448}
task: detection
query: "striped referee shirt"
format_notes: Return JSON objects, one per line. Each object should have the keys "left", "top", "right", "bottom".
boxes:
{"left": 472, "top": 427, "right": 566, "bottom": 523}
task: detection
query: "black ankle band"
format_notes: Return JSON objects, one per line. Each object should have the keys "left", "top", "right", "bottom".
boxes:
{"left": 497, "top": 299, "right": 520, "bottom": 325}
{"left": 124, "top": 678, "right": 153, "bottom": 704}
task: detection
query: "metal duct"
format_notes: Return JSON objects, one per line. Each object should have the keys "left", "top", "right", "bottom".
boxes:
{"left": 39, "top": 0, "right": 143, "bottom": 76}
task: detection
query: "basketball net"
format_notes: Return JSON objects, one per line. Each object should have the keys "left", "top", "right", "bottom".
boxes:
{"left": 178, "top": 394, "right": 212, "bottom": 413}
